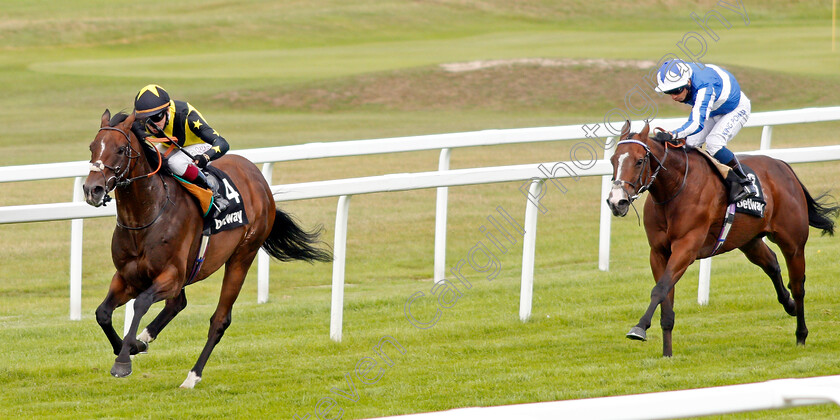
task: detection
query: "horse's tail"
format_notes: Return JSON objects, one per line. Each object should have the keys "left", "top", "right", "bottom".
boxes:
{"left": 785, "top": 162, "right": 840, "bottom": 236}
{"left": 261, "top": 208, "right": 333, "bottom": 263}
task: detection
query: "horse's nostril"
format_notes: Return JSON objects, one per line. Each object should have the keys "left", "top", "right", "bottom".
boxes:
{"left": 93, "top": 186, "right": 104, "bottom": 195}
{"left": 618, "top": 199, "right": 629, "bottom": 206}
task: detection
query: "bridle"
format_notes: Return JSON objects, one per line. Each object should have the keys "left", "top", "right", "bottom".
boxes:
{"left": 613, "top": 137, "right": 688, "bottom": 206}
{"left": 89, "top": 127, "right": 142, "bottom": 194}
{"left": 90, "top": 125, "right": 170, "bottom": 230}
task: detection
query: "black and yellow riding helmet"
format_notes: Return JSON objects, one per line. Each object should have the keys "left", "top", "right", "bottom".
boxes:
{"left": 133, "top": 84, "right": 171, "bottom": 119}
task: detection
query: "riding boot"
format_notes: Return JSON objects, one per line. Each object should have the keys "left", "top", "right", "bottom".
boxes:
{"left": 724, "top": 159, "right": 758, "bottom": 203}
{"left": 193, "top": 170, "right": 229, "bottom": 216}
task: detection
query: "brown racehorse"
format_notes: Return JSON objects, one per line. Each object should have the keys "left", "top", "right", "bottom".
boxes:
{"left": 606, "top": 121, "right": 839, "bottom": 357}
{"left": 83, "top": 110, "right": 332, "bottom": 387}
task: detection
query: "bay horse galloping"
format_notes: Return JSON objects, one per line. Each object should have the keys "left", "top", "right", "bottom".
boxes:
{"left": 606, "top": 121, "right": 838, "bottom": 357}
{"left": 83, "top": 110, "right": 332, "bottom": 387}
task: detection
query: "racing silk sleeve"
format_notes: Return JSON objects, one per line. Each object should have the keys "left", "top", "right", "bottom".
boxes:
{"left": 184, "top": 103, "right": 229, "bottom": 161}
{"left": 131, "top": 120, "right": 151, "bottom": 141}
{"left": 674, "top": 86, "right": 715, "bottom": 139}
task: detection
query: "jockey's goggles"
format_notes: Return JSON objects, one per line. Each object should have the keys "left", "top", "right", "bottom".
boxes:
{"left": 663, "top": 85, "right": 686, "bottom": 95}
{"left": 148, "top": 111, "right": 167, "bottom": 123}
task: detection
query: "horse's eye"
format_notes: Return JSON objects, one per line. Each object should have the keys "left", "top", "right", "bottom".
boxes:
{"left": 117, "top": 146, "right": 127, "bottom": 155}
{"left": 635, "top": 158, "right": 644, "bottom": 166}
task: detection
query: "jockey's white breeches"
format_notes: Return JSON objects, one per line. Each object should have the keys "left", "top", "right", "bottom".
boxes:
{"left": 686, "top": 92, "right": 751, "bottom": 156}
{"left": 156, "top": 143, "right": 211, "bottom": 177}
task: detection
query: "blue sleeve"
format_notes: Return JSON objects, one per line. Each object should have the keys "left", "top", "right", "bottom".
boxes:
{"left": 674, "top": 87, "right": 714, "bottom": 138}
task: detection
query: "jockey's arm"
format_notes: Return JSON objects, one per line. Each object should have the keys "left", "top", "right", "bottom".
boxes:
{"left": 187, "top": 110, "right": 229, "bottom": 161}
{"left": 673, "top": 87, "right": 714, "bottom": 139}
{"left": 131, "top": 120, "right": 151, "bottom": 141}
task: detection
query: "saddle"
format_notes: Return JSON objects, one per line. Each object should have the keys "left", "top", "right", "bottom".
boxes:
{"left": 174, "top": 165, "right": 250, "bottom": 286}
{"left": 172, "top": 166, "right": 249, "bottom": 233}
{"left": 692, "top": 148, "right": 765, "bottom": 256}
{"left": 694, "top": 148, "right": 765, "bottom": 218}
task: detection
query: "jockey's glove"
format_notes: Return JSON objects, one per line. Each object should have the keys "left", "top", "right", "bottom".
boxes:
{"left": 194, "top": 153, "right": 211, "bottom": 168}
{"left": 654, "top": 131, "right": 679, "bottom": 144}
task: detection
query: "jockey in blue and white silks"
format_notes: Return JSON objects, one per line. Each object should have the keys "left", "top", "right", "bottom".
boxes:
{"left": 654, "top": 59, "right": 758, "bottom": 203}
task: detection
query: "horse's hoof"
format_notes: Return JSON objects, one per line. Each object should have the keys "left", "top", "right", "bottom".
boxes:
{"left": 626, "top": 326, "right": 647, "bottom": 341}
{"left": 110, "top": 361, "right": 132, "bottom": 378}
{"left": 179, "top": 371, "right": 202, "bottom": 389}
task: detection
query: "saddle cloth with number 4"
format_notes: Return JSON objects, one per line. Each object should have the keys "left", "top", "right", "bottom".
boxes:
{"left": 203, "top": 165, "right": 249, "bottom": 234}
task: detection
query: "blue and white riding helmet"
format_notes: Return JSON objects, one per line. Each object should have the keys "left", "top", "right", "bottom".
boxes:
{"left": 654, "top": 60, "right": 692, "bottom": 94}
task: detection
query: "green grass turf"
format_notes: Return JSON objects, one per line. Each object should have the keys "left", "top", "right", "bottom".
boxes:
{"left": 1, "top": 1, "right": 840, "bottom": 418}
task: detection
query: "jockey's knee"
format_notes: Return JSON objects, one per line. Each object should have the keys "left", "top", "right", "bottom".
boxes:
{"left": 705, "top": 133, "right": 731, "bottom": 155}
{"left": 712, "top": 146, "right": 735, "bottom": 165}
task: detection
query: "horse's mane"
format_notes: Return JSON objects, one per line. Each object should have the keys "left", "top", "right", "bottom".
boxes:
{"left": 109, "top": 111, "right": 131, "bottom": 127}
{"left": 109, "top": 111, "right": 163, "bottom": 172}
{"left": 629, "top": 133, "right": 699, "bottom": 152}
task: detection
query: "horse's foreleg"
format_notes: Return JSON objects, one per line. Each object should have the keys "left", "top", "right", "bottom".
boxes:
{"left": 626, "top": 248, "right": 668, "bottom": 342}
{"left": 181, "top": 260, "right": 252, "bottom": 389}
{"left": 660, "top": 289, "right": 676, "bottom": 357}
{"left": 629, "top": 238, "right": 699, "bottom": 357}
{"left": 95, "top": 274, "right": 132, "bottom": 355}
{"left": 111, "top": 284, "right": 158, "bottom": 377}
{"left": 138, "top": 289, "right": 188, "bottom": 347}
{"left": 111, "top": 270, "right": 179, "bottom": 378}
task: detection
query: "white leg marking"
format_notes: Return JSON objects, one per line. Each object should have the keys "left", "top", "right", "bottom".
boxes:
{"left": 137, "top": 328, "right": 155, "bottom": 344}
{"left": 180, "top": 371, "right": 201, "bottom": 389}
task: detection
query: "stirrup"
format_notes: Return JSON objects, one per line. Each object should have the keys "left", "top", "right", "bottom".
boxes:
{"left": 729, "top": 183, "right": 756, "bottom": 203}
{"left": 211, "top": 196, "right": 229, "bottom": 217}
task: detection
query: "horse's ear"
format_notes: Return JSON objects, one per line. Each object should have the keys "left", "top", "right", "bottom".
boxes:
{"left": 101, "top": 109, "right": 111, "bottom": 128}
{"left": 640, "top": 122, "right": 650, "bottom": 140}
{"left": 620, "top": 120, "right": 631, "bottom": 139}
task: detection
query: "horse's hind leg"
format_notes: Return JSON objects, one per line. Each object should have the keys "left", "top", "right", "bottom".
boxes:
{"left": 95, "top": 274, "right": 133, "bottom": 355}
{"left": 137, "top": 289, "right": 188, "bottom": 347}
{"left": 180, "top": 256, "right": 256, "bottom": 389}
{"left": 781, "top": 245, "right": 808, "bottom": 345}
{"left": 769, "top": 229, "right": 809, "bottom": 345}
{"left": 739, "top": 238, "right": 796, "bottom": 316}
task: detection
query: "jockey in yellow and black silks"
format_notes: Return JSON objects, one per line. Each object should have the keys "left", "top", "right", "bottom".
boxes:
{"left": 132, "top": 84, "right": 230, "bottom": 216}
